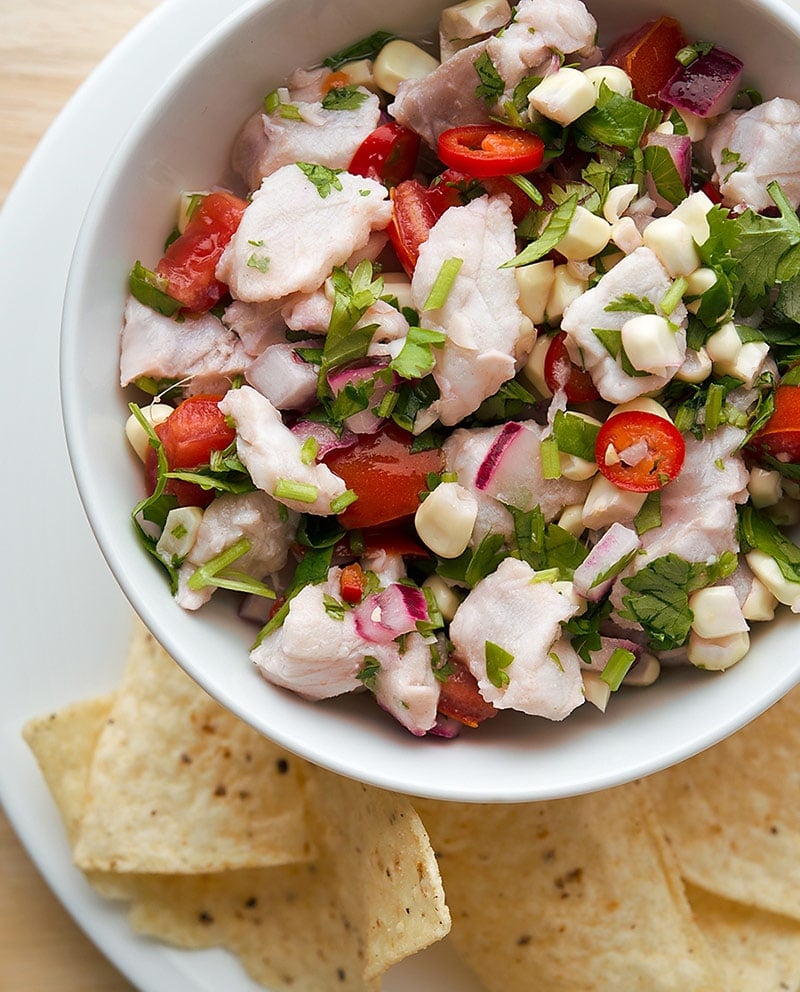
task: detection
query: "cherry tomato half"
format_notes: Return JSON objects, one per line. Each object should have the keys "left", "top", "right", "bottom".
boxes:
{"left": 349, "top": 122, "right": 421, "bottom": 187}
{"left": 595, "top": 410, "right": 685, "bottom": 492}
{"left": 387, "top": 180, "right": 440, "bottom": 276}
{"left": 156, "top": 190, "right": 248, "bottom": 314}
{"left": 544, "top": 332, "right": 601, "bottom": 403}
{"left": 437, "top": 125, "right": 545, "bottom": 179}
{"left": 321, "top": 423, "right": 443, "bottom": 529}
{"left": 145, "top": 394, "right": 235, "bottom": 507}
{"left": 749, "top": 384, "right": 800, "bottom": 462}
{"left": 606, "top": 16, "right": 688, "bottom": 110}
{"left": 437, "top": 656, "right": 498, "bottom": 728}
{"left": 433, "top": 168, "right": 535, "bottom": 224}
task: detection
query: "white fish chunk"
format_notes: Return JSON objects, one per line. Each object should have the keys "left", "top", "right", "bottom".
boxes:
{"left": 231, "top": 87, "right": 381, "bottom": 191}
{"left": 412, "top": 195, "right": 524, "bottom": 424}
{"left": 222, "top": 299, "right": 288, "bottom": 357}
{"left": 245, "top": 342, "right": 319, "bottom": 411}
{"left": 373, "top": 633, "right": 441, "bottom": 736}
{"left": 449, "top": 557, "right": 584, "bottom": 719}
{"left": 175, "top": 491, "right": 297, "bottom": 611}
{"left": 120, "top": 295, "right": 249, "bottom": 392}
{"left": 560, "top": 247, "right": 687, "bottom": 403}
{"left": 703, "top": 97, "right": 800, "bottom": 210}
{"left": 219, "top": 385, "right": 347, "bottom": 515}
{"left": 216, "top": 164, "right": 392, "bottom": 303}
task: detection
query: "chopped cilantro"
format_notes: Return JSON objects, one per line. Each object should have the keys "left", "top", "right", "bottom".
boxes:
{"left": 296, "top": 162, "right": 344, "bottom": 198}
{"left": 643, "top": 143, "right": 688, "bottom": 207}
{"left": 357, "top": 655, "right": 381, "bottom": 691}
{"left": 323, "top": 31, "right": 395, "bottom": 70}
{"left": 738, "top": 505, "right": 800, "bottom": 584}
{"left": 322, "top": 593, "right": 346, "bottom": 620}
{"left": 575, "top": 83, "right": 659, "bottom": 149}
{"left": 474, "top": 50, "right": 505, "bottom": 103}
{"left": 129, "top": 261, "right": 182, "bottom": 317}
{"left": 321, "top": 85, "right": 369, "bottom": 111}
{"left": 390, "top": 325, "right": 447, "bottom": 380}
{"left": 501, "top": 193, "right": 578, "bottom": 268}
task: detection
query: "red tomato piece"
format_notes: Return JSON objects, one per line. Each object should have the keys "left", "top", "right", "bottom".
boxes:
{"left": 321, "top": 423, "right": 443, "bottom": 530}
{"left": 595, "top": 411, "right": 685, "bottom": 492}
{"left": 387, "top": 179, "right": 440, "bottom": 276}
{"left": 749, "top": 384, "right": 800, "bottom": 462}
{"left": 349, "top": 122, "right": 421, "bottom": 187}
{"left": 156, "top": 190, "right": 247, "bottom": 314}
{"left": 606, "top": 16, "right": 688, "bottom": 110}
{"left": 437, "top": 656, "right": 498, "bottom": 728}
{"left": 339, "top": 562, "right": 365, "bottom": 604}
{"left": 145, "top": 394, "right": 235, "bottom": 507}
{"left": 433, "top": 168, "right": 535, "bottom": 224}
{"left": 437, "top": 125, "right": 544, "bottom": 179}
{"left": 544, "top": 332, "right": 601, "bottom": 403}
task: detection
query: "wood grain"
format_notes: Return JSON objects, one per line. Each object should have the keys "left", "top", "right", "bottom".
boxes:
{"left": 0, "top": 4, "right": 159, "bottom": 988}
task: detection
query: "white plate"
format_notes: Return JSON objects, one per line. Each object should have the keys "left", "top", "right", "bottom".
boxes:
{"left": 0, "top": 0, "right": 479, "bottom": 987}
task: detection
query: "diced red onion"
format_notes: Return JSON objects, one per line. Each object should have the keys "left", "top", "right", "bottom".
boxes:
{"left": 582, "top": 636, "right": 643, "bottom": 672}
{"left": 353, "top": 583, "right": 430, "bottom": 644}
{"left": 659, "top": 47, "right": 744, "bottom": 118}
{"left": 289, "top": 420, "right": 357, "bottom": 459}
{"left": 428, "top": 715, "right": 463, "bottom": 739}
{"left": 327, "top": 357, "right": 393, "bottom": 436}
{"left": 475, "top": 422, "right": 525, "bottom": 490}
{"left": 572, "top": 522, "right": 642, "bottom": 602}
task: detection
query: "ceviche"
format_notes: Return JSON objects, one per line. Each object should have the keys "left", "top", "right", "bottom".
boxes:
{"left": 122, "top": 0, "right": 800, "bottom": 738}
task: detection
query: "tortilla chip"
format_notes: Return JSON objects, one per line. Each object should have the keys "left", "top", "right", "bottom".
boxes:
{"left": 687, "top": 883, "right": 800, "bottom": 992}
{"left": 23, "top": 695, "right": 114, "bottom": 846}
{"left": 416, "top": 782, "right": 719, "bottom": 992}
{"left": 72, "top": 618, "right": 313, "bottom": 873}
{"left": 647, "top": 684, "right": 800, "bottom": 921}
{"left": 305, "top": 767, "right": 451, "bottom": 980}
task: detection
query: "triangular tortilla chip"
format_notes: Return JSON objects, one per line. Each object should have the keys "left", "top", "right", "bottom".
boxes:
{"left": 416, "top": 782, "right": 719, "bottom": 992}
{"left": 687, "top": 883, "right": 800, "bottom": 992}
{"left": 72, "top": 618, "right": 313, "bottom": 873}
{"left": 647, "top": 684, "right": 800, "bottom": 920}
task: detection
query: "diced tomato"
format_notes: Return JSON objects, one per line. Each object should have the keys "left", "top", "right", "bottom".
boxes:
{"left": 700, "top": 180, "right": 724, "bottom": 205}
{"left": 321, "top": 423, "right": 443, "bottom": 529}
{"left": 144, "top": 394, "right": 236, "bottom": 507}
{"left": 749, "top": 384, "right": 800, "bottom": 462}
{"left": 437, "top": 125, "right": 545, "bottom": 179}
{"left": 156, "top": 190, "right": 248, "bottom": 314}
{"left": 433, "top": 168, "right": 534, "bottom": 224}
{"left": 349, "top": 122, "right": 421, "bottom": 187}
{"left": 340, "top": 562, "right": 365, "bottom": 604}
{"left": 595, "top": 410, "right": 685, "bottom": 492}
{"left": 437, "top": 655, "right": 498, "bottom": 728}
{"left": 606, "top": 16, "right": 688, "bottom": 110}
{"left": 387, "top": 179, "right": 440, "bottom": 276}
{"left": 321, "top": 70, "right": 350, "bottom": 94}
{"left": 543, "top": 331, "right": 601, "bottom": 403}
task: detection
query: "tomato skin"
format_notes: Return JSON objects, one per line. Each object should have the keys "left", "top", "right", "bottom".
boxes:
{"left": 144, "top": 394, "right": 236, "bottom": 508}
{"left": 544, "top": 332, "right": 601, "bottom": 403}
{"left": 387, "top": 180, "right": 440, "bottom": 276}
{"left": 433, "top": 168, "right": 534, "bottom": 224}
{"left": 595, "top": 411, "right": 685, "bottom": 492}
{"left": 437, "top": 125, "right": 545, "bottom": 178}
{"left": 156, "top": 190, "right": 247, "bottom": 313}
{"left": 437, "top": 656, "right": 498, "bottom": 728}
{"left": 606, "top": 16, "right": 688, "bottom": 110}
{"left": 349, "top": 122, "right": 421, "bottom": 187}
{"left": 321, "top": 423, "right": 443, "bottom": 529}
{"left": 749, "top": 384, "right": 800, "bottom": 462}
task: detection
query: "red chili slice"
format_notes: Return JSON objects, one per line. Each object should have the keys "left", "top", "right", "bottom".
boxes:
{"left": 386, "top": 179, "right": 440, "bottom": 276}
{"left": 595, "top": 411, "right": 685, "bottom": 492}
{"left": 349, "top": 122, "right": 421, "bottom": 187}
{"left": 543, "top": 332, "right": 601, "bottom": 403}
{"left": 437, "top": 125, "right": 545, "bottom": 179}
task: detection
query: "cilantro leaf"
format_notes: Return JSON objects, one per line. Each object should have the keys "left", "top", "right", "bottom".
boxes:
{"left": 738, "top": 504, "right": 800, "bottom": 583}
{"left": 619, "top": 552, "right": 738, "bottom": 650}
{"left": 323, "top": 31, "right": 395, "bottom": 70}
{"left": 733, "top": 181, "right": 800, "bottom": 304}
{"left": 485, "top": 641, "right": 514, "bottom": 688}
{"left": 390, "top": 326, "right": 447, "bottom": 380}
{"left": 575, "top": 83, "right": 659, "bottom": 149}
{"left": 321, "top": 85, "right": 369, "bottom": 111}
{"left": 473, "top": 51, "right": 505, "bottom": 103}
{"left": 501, "top": 193, "right": 578, "bottom": 268}
{"left": 296, "top": 162, "right": 344, "bottom": 198}
{"left": 320, "top": 261, "right": 383, "bottom": 378}
{"left": 643, "top": 143, "right": 687, "bottom": 207}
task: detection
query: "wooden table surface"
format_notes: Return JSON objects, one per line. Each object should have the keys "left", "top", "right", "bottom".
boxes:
{"left": 0, "top": 7, "right": 160, "bottom": 988}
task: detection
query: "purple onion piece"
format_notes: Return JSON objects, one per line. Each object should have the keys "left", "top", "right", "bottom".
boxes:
{"left": 659, "top": 46, "right": 744, "bottom": 118}
{"left": 572, "top": 522, "right": 642, "bottom": 602}
{"left": 289, "top": 420, "right": 357, "bottom": 459}
{"left": 428, "top": 715, "right": 463, "bottom": 739}
{"left": 475, "top": 421, "right": 524, "bottom": 491}
{"left": 353, "top": 583, "right": 429, "bottom": 644}
{"left": 326, "top": 356, "right": 391, "bottom": 394}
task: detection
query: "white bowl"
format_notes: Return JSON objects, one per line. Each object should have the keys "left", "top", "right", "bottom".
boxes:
{"left": 61, "top": 0, "right": 800, "bottom": 802}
